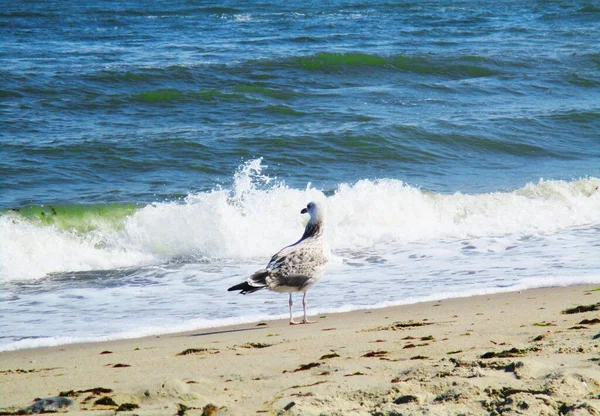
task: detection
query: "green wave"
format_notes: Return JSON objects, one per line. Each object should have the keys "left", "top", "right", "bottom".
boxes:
{"left": 567, "top": 74, "right": 600, "bottom": 88}
{"left": 0, "top": 89, "right": 23, "bottom": 98}
{"left": 295, "top": 52, "right": 389, "bottom": 70}
{"left": 273, "top": 52, "right": 500, "bottom": 78}
{"left": 2, "top": 203, "right": 139, "bottom": 233}
{"left": 132, "top": 89, "right": 186, "bottom": 103}
{"left": 577, "top": 5, "right": 600, "bottom": 13}
{"left": 263, "top": 104, "right": 306, "bottom": 116}
{"left": 130, "top": 88, "right": 248, "bottom": 103}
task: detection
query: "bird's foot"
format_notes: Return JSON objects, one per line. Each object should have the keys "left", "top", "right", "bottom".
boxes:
{"left": 289, "top": 320, "right": 299, "bottom": 325}
{"left": 300, "top": 319, "right": 316, "bottom": 324}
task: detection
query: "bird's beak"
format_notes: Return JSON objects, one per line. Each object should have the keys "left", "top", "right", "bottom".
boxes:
{"left": 301, "top": 208, "right": 308, "bottom": 214}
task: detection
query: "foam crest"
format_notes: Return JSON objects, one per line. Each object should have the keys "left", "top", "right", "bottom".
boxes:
{"left": 327, "top": 177, "right": 600, "bottom": 248}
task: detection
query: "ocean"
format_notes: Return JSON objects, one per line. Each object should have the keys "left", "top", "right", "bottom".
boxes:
{"left": 1, "top": 0, "right": 599, "bottom": 351}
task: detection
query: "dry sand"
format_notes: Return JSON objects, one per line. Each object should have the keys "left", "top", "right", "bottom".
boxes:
{"left": 1, "top": 285, "right": 599, "bottom": 415}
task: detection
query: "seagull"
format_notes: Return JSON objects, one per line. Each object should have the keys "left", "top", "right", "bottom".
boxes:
{"left": 228, "top": 201, "right": 330, "bottom": 325}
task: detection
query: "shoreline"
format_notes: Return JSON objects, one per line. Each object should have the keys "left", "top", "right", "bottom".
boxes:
{"left": 1, "top": 284, "right": 599, "bottom": 414}
{"left": 5, "top": 280, "right": 600, "bottom": 354}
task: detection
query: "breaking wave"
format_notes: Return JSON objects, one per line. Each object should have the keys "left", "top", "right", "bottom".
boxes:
{"left": 1, "top": 159, "right": 599, "bottom": 282}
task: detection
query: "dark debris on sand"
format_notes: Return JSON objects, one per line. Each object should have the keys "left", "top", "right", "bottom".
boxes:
{"left": 561, "top": 303, "right": 600, "bottom": 314}
{"left": 177, "top": 348, "right": 219, "bottom": 356}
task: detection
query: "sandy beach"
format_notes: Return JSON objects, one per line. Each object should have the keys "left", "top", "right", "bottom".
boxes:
{"left": 1, "top": 285, "right": 599, "bottom": 415}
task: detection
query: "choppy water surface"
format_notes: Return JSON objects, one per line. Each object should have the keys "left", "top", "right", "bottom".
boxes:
{"left": 1, "top": 1, "right": 600, "bottom": 350}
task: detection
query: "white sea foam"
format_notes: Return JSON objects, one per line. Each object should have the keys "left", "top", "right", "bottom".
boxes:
{"left": 1, "top": 159, "right": 599, "bottom": 282}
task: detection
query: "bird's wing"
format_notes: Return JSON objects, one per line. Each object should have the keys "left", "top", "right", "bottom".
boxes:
{"left": 266, "top": 242, "right": 327, "bottom": 276}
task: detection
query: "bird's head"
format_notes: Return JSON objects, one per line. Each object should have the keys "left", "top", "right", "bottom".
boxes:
{"left": 301, "top": 201, "right": 325, "bottom": 224}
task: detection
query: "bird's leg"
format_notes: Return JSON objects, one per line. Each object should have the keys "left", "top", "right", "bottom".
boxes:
{"left": 289, "top": 293, "right": 298, "bottom": 325}
{"left": 301, "top": 292, "right": 316, "bottom": 324}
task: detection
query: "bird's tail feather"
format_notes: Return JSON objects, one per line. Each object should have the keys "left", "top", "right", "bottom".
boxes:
{"left": 227, "top": 281, "right": 264, "bottom": 294}
{"left": 228, "top": 269, "right": 270, "bottom": 295}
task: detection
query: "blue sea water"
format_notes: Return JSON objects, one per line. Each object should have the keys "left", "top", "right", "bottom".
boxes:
{"left": 1, "top": 1, "right": 600, "bottom": 350}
